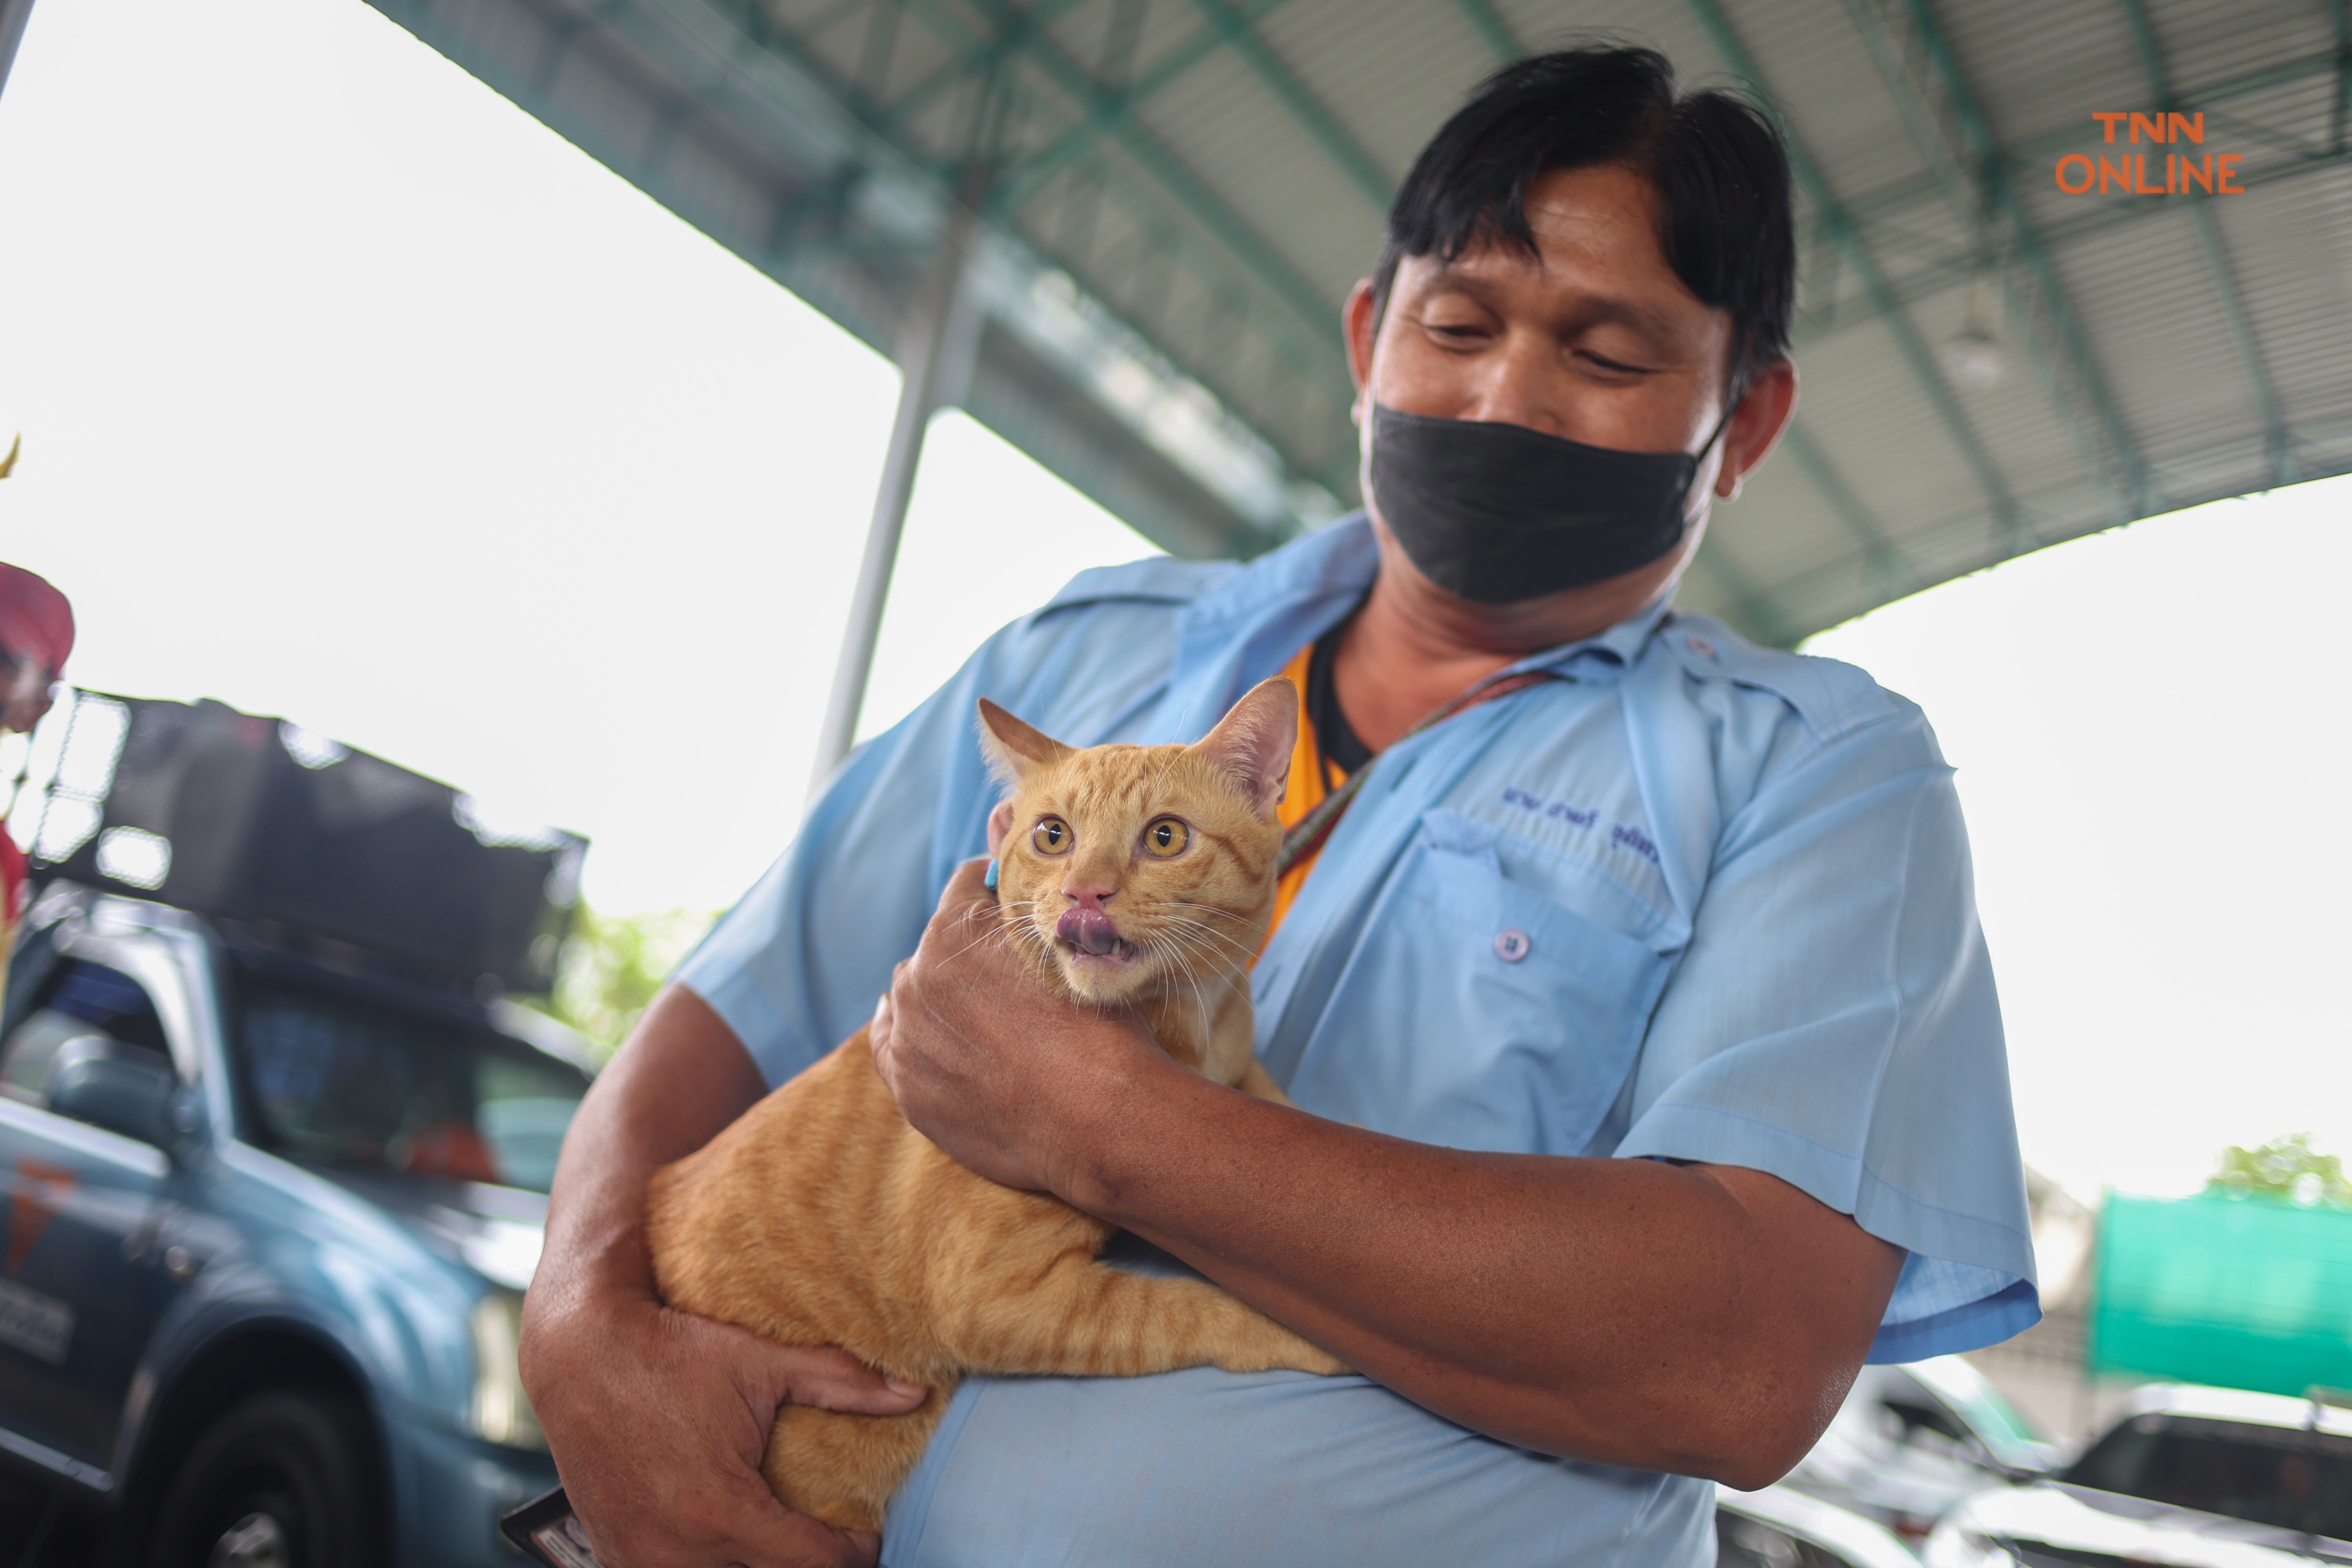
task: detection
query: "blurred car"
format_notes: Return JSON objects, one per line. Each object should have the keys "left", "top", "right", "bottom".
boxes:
{"left": 1721, "top": 1480, "right": 1925, "bottom": 1568}
{"left": 0, "top": 884, "right": 591, "bottom": 1566}
{"left": 1923, "top": 1383, "right": 2352, "bottom": 1568}
{"left": 1788, "top": 1355, "right": 2061, "bottom": 1540}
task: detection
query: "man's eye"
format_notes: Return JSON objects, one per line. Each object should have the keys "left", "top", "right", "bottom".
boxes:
{"left": 1032, "top": 818, "right": 1072, "bottom": 854}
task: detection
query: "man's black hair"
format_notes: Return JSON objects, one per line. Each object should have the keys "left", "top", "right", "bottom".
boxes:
{"left": 1373, "top": 45, "right": 1796, "bottom": 394}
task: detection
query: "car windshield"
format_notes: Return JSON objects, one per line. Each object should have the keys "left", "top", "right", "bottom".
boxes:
{"left": 231, "top": 972, "right": 592, "bottom": 1193}
{"left": 1906, "top": 1358, "right": 2049, "bottom": 1466}
{"left": 2065, "top": 1416, "right": 2352, "bottom": 1543}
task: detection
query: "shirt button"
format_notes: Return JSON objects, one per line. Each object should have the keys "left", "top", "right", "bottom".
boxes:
{"left": 1494, "top": 927, "right": 1531, "bottom": 963}
{"left": 1687, "top": 634, "right": 1718, "bottom": 661}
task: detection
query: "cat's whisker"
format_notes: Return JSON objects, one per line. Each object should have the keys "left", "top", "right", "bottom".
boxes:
{"left": 1158, "top": 916, "right": 1250, "bottom": 951}
{"left": 1151, "top": 915, "right": 1254, "bottom": 960}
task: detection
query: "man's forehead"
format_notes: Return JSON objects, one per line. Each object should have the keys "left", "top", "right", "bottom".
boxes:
{"left": 1399, "top": 169, "right": 1717, "bottom": 334}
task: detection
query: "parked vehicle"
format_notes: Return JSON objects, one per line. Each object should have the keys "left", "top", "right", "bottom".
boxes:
{"left": 0, "top": 883, "right": 589, "bottom": 1566}
{"left": 1787, "top": 1356, "right": 2060, "bottom": 1540}
{"left": 1922, "top": 1384, "right": 2352, "bottom": 1568}
{"left": 1720, "top": 1481, "right": 1924, "bottom": 1568}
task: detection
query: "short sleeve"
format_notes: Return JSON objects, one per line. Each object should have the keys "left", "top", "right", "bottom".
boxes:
{"left": 672, "top": 572, "right": 1193, "bottom": 1087}
{"left": 671, "top": 640, "right": 1009, "bottom": 1087}
{"left": 1613, "top": 706, "right": 2040, "bottom": 1361}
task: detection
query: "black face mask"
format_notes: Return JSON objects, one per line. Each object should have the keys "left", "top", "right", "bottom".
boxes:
{"left": 1365, "top": 401, "right": 1733, "bottom": 605}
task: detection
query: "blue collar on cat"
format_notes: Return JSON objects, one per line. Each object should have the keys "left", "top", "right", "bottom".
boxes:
{"left": 984, "top": 857, "right": 1000, "bottom": 891}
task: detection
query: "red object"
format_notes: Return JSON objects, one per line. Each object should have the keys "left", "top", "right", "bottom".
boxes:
{"left": 0, "top": 564, "right": 74, "bottom": 677}
{"left": 399, "top": 1120, "right": 503, "bottom": 1184}
{"left": 0, "top": 831, "right": 22, "bottom": 926}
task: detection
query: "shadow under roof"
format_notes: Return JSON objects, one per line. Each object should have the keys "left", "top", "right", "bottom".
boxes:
{"left": 367, "top": 0, "right": 2352, "bottom": 645}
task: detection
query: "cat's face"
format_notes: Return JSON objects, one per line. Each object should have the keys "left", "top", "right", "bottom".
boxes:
{"left": 978, "top": 679, "right": 1296, "bottom": 1009}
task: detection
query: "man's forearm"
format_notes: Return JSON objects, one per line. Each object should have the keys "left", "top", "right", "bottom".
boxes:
{"left": 529, "top": 985, "right": 769, "bottom": 1318}
{"left": 1063, "top": 1058, "right": 1900, "bottom": 1488}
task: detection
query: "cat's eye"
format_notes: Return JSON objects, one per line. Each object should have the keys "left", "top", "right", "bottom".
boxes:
{"left": 1141, "top": 817, "right": 1189, "bottom": 858}
{"left": 1031, "top": 817, "right": 1072, "bottom": 855}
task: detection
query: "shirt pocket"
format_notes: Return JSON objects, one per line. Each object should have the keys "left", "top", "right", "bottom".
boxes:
{"left": 1283, "top": 810, "right": 1671, "bottom": 1157}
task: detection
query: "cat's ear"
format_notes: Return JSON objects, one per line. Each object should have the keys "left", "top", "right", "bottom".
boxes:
{"left": 975, "top": 698, "right": 1073, "bottom": 786}
{"left": 1195, "top": 677, "right": 1297, "bottom": 822}
{"left": 985, "top": 799, "right": 1015, "bottom": 857}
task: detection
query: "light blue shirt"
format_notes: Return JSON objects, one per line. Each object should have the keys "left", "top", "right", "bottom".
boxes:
{"left": 677, "top": 516, "right": 2038, "bottom": 1568}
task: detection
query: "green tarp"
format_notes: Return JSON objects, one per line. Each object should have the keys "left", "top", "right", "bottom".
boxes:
{"left": 2092, "top": 1191, "right": 2352, "bottom": 1397}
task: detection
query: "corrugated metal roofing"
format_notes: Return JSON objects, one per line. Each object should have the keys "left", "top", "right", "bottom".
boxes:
{"left": 367, "top": 0, "right": 2352, "bottom": 644}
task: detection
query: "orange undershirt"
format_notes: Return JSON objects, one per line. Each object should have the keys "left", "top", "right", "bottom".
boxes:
{"left": 1262, "top": 640, "right": 1347, "bottom": 949}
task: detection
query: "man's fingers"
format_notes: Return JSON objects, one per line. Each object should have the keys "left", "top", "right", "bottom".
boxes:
{"left": 936, "top": 854, "right": 994, "bottom": 916}
{"left": 759, "top": 1341, "right": 929, "bottom": 1416}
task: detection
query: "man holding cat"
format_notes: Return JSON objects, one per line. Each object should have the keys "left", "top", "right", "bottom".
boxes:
{"left": 523, "top": 45, "right": 2035, "bottom": 1568}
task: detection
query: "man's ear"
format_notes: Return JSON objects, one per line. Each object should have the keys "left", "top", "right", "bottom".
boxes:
{"left": 985, "top": 799, "right": 1015, "bottom": 857}
{"left": 976, "top": 698, "right": 1073, "bottom": 786}
{"left": 1342, "top": 279, "right": 1377, "bottom": 426}
{"left": 1714, "top": 358, "right": 1798, "bottom": 502}
{"left": 1194, "top": 677, "right": 1297, "bottom": 822}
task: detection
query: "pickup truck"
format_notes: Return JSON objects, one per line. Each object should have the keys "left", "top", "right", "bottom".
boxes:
{"left": 1923, "top": 1383, "right": 2352, "bottom": 1568}
{"left": 0, "top": 880, "right": 591, "bottom": 1567}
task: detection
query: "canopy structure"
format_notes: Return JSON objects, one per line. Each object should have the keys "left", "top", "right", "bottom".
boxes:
{"left": 366, "top": 0, "right": 2352, "bottom": 677}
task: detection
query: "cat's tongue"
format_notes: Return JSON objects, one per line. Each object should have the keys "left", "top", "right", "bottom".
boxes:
{"left": 1056, "top": 907, "right": 1128, "bottom": 958}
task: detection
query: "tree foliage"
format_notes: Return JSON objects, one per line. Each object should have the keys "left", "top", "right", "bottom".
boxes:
{"left": 2210, "top": 1133, "right": 2352, "bottom": 1208}
{"left": 523, "top": 903, "right": 719, "bottom": 1064}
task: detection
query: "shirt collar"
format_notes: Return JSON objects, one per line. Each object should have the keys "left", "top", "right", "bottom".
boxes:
{"left": 1519, "top": 588, "right": 1676, "bottom": 681}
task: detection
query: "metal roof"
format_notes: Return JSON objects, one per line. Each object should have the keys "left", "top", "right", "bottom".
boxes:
{"left": 366, "top": 0, "right": 2352, "bottom": 646}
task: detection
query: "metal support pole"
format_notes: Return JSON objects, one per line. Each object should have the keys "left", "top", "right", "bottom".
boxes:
{"left": 807, "top": 172, "right": 985, "bottom": 798}
{"left": 0, "top": 0, "right": 37, "bottom": 102}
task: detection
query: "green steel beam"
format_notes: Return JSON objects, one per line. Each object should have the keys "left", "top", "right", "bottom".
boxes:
{"left": 933, "top": 0, "right": 1344, "bottom": 340}
{"left": 2117, "top": 0, "right": 2297, "bottom": 487}
{"left": 922, "top": 4, "right": 1363, "bottom": 492}
{"left": 1176, "top": 0, "right": 1392, "bottom": 208}
{"left": 1792, "top": 143, "right": 2352, "bottom": 345}
{"left": 1679, "top": 0, "right": 2026, "bottom": 548}
{"left": 2332, "top": 0, "right": 2350, "bottom": 152}
{"left": 800, "top": 0, "right": 872, "bottom": 42}
{"left": 993, "top": 0, "right": 1297, "bottom": 205}
{"left": 877, "top": 0, "right": 1095, "bottom": 141}
{"left": 851, "top": 0, "right": 906, "bottom": 102}
{"left": 693, "top": 0, "right": 1348, "bottom": 492}
{"left": 2195, "top": 105, "right": 2327, "bottom": 161}
{"left": 1448, "top": 0, "right": 1522, "bottom": 60}
{"left": 1870, "top": 0, "right": 2149, "bottom": 524}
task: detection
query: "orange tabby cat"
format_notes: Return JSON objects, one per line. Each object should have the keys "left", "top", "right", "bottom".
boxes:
{"left": 646, "top": 676, "right": 1345, "bottom": 1533}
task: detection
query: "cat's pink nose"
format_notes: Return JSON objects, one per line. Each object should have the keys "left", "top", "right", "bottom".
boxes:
{"left": 1062, "top": 878, "right": 1117, "bottom": 911}
{"left": 1056, "top": 906, "right": 1124, "bottom": 956}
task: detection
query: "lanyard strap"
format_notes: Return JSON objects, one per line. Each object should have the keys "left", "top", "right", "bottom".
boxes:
{"left": 1275, "top": 666, "right": 1564, "bottom": 876}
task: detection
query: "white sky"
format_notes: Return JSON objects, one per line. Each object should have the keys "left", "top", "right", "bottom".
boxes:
{"left": 2, "top": 0, "right": 2344, "bottom": 1204}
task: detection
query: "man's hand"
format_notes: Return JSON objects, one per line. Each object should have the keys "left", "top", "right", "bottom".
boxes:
{"left": 526, "top": 1287, "right": 919, "bottom": 1568}
{"left": 519, "top": 985, "right": 927, "bottom": 1568}
{"left": 867, "top": 857, "right": 1165, "bottom": 1200}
